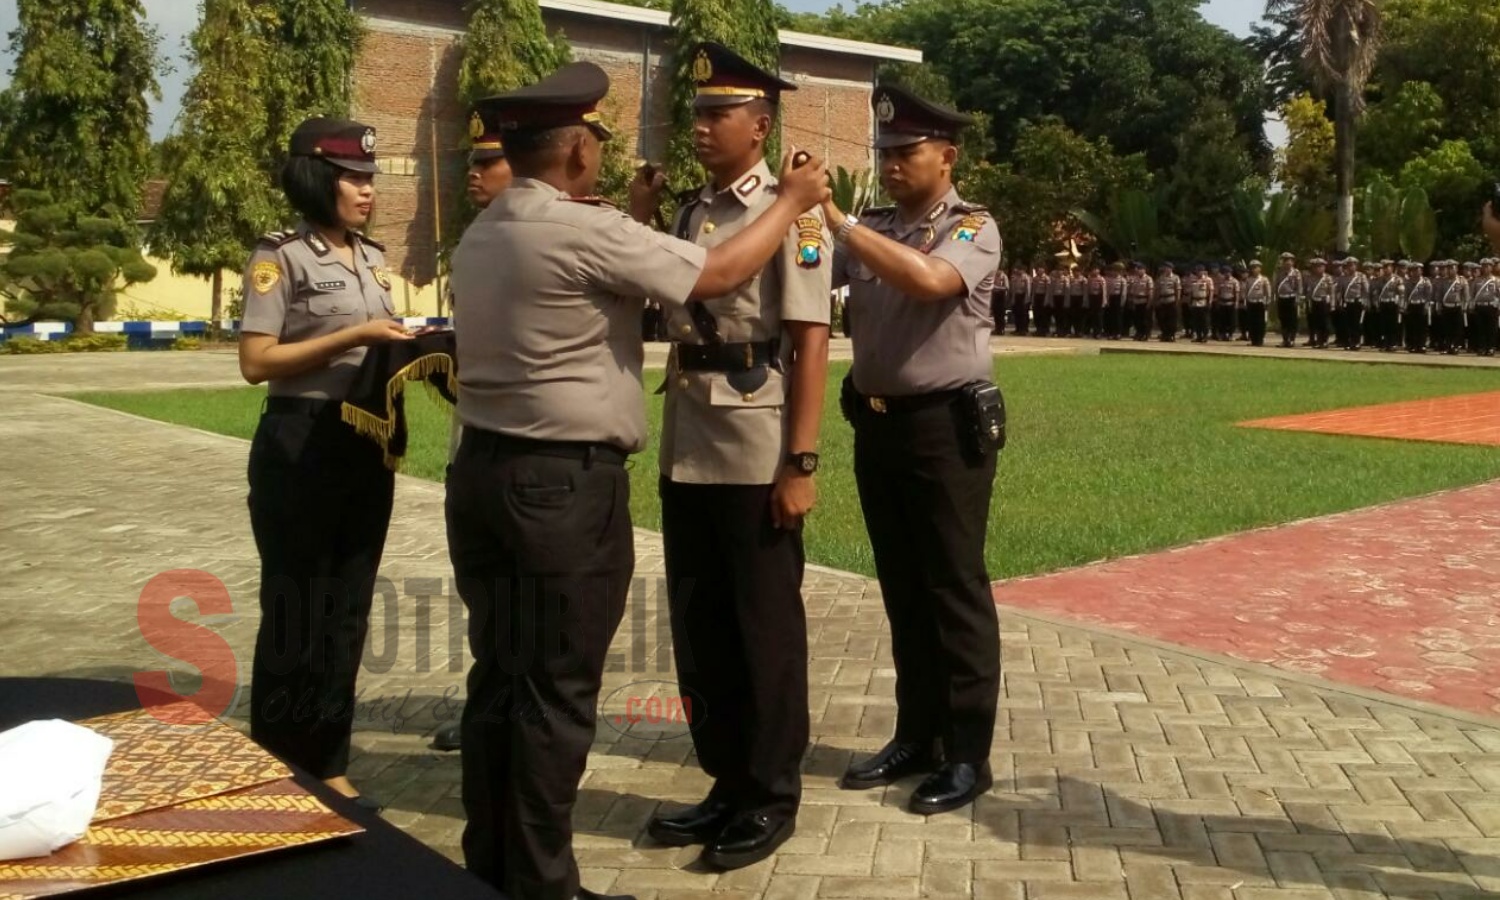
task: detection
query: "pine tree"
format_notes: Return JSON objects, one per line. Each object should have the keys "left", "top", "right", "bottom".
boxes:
{"left": 262, "top": 0, "right": 364, "bottom": 170}
{"left": 0, "top": 0, "right": 161, "bottom": 218}
{"left": 150, "top": 0, "right": 282, "bottom": 334}
{"left": 666, "top": 0, "right": 782, "bottom": 190}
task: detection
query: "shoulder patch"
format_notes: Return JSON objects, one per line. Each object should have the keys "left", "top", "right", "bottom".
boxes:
{"left": 950, "top": 212, "right": 988, "bottom": 243}
{"left": 795, "top": 215, "right": 824, "bottom": 269}
{"left": 251, "top": 260, "right": 283, "bottom": 295}
{"left": 256, "top": 230, "right": 296, "bottom": 249}
{"left": 951, "top": 201, "right": 990, "bottom": 215}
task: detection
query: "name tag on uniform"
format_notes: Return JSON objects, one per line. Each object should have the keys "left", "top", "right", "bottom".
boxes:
{"left": 313, "top": 280, "right": 348, "bottom": 291}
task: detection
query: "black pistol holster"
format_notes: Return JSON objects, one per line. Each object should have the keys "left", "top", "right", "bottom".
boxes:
{"left": 959, "top": 380, "right": 1007, "bottom": 456}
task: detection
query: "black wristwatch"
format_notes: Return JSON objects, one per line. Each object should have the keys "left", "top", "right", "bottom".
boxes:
{"left": 786, "top": 452, "right": 820, "bottom": 475}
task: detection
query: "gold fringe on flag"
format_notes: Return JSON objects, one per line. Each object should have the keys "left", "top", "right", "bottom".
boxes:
{"left": 340, "top": 352, "right": 459, "bottom": 472}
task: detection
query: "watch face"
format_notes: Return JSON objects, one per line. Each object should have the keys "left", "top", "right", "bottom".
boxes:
{"left": 793, "top": 453, "right": 819, "bottom": 474}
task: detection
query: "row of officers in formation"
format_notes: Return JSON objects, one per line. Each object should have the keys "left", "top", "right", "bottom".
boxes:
{"left": 991, "top": 255, "right": 1500, "bottom": 355}
{"left": 236, "top": 43, "right": 1007, "bottom": 900}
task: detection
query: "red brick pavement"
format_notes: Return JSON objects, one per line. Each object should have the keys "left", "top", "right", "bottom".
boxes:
{"left": 1241, "top": 389, "right": 1500, "bottom": 446}
{"left": 995, "top": 479, "right": 1500, "bottom": 718}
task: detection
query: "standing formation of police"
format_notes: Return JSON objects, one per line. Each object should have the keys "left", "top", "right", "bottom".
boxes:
{"left": 991, "top": 252, "right": 1500, "bottom": 356}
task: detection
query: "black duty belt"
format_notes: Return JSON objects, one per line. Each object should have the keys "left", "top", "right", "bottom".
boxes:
{"left": 854, "top": 387, "right": 961, "bottom": 415}
{"left": 265, "top": 396, "right": 338, "bottom": 415}
{"left": 676, "top": 340, "right": 779, "bottom": 372}
{"left": 462, "top": 429, "right": 627, "bottom": 467}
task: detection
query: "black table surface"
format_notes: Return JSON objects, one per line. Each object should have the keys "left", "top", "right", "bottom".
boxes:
{"left": 0, "top": 678, "right": 502, "bottom": 900}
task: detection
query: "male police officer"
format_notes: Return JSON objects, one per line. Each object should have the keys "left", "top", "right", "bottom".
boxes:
{"left": 1375, "top": 260, "right": 1406, "bottom": 352}
{"left": 1104, "top": 261, "right": 1127, "bottom": 339}
{"left": 1154, "top": 262, "right": 1181, "bottom": 341}
{"left": 447, "top": 62, "right": 828, "bottom": 900}
{"left": 1403, "top": 261, "right": 1434, "bottom": 353}
{"left": 1212, "top": 264, "right": 1239, "bottom": 341}
{"left": 1127, "top": 261, "right": 1153, "bottom": 340}
{"left": 1274, "top": 252, "right": 1303, "bottom": 348}
{"left": 1242, "top": 260, "right": 1271, "bottom": 346}
{"left": 1186, "top": 263, "right": 1212, "bottom": 342}
{"left": 641, "top": 42, "right": 832, "bottom": 871}
{"left": 1437, "top": 260, "right": 1468, "bottom": 353}
{"left": 434, "top": 101, "right": 517, "bottom": 755}
{"left": 1338, "top": 257, "right": 1369, "bottom": 350}
{"left": 1472, "top": 259, "right": 1499, "bottom": 356}
{"left": 1010, "top": 264, "right": 1032, "bottom": 336}
{"left": 820, "top": 84, "right": 1003, "bottom": 816}
{"left": 1305, "top": 258, "right": 1333, "bottom": 348}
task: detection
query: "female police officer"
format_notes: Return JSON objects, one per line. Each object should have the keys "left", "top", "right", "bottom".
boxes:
{"left": 238, "top": 118, "right": 411, "bottom": 804}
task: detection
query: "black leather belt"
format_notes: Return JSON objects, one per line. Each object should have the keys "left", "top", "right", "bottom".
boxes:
{"left": 265, "top": 396, "right": 338, "bottom": 415}
{"left": 675, "top": 340, "right": 778, "bottom": 372}
{"left": 462, "top": 429, "right": 627, "bottom": 467}
{"left": 854, "top": 387, "right": 961, "bottom": 415}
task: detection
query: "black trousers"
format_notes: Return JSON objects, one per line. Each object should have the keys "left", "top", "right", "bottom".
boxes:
{"left": 1276, "top": 298, "right": 1299, "bottom": 345}
{"left": 1440, "top": 306, "right": 1467, "bottom": 352}
{"left": 1130, "top": 303, "right": 1151, "bottom": 340}
{"left": 1087, "top": 297, "right": 1104, "bottom": 337}
{"left": 1211, "top": 303, "right": 1233, "bottom": 340}
{"left": 1011, "top": 300, "right": 1030, "bottom": 336}
{"left": 1343, "top": 303, "right": 1366, "bottom": 348}
{"left": 1189, "top": 305, "right": 1210, "bottom": 340}
{"left": 1155, "top": 303, "right": 1178, "bottom": 340}
{"left": 1034, "top": 302, "right": 1052, "bottom": 336}
{"left": 1405, "top": 306, "right": 1431, "bottom": 351}
{"left": 1244, "top": 302, "right": 1268, "bottom": 346}
{"left": 660, "top": 479, "right": 809, "bottom": 818}
{"left": 1473, "top": 305, "right": 1498, "bottom": 354}
{"left": 1309, "top": 301, "right": 1332, "bottom": 347}
{"left": 247, "top": 404, "right": 395, "bottom": 780}
{"left": 1104, "top": 300, "right": 1124, "bottom": 338}
{"left": 851, "top": 396, "right": 1000, "bottom": 763}
{"left": 1377, "top": 302, "right": 1402, "bottom": 350}
{"left": 446, "top": 433, "right": 633, "bottom": 900}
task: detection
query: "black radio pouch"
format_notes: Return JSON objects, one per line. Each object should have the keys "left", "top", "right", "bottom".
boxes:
{"left": 839, "top": 372, "right": 858, "bottom": 424}
{"left": 959, "top": 380, "right": 1007, "bottom": 456}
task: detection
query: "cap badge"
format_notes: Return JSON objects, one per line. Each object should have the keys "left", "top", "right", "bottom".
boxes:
{"left": 876, "top": 94, "right": 895, "bottom": 124}
{"left": 692, "top": 50, "right": 713, "bottom": 84}
{"left": 469, "top": 112, "right": 485, "bottom": 140}
{"left": 360, "top": 128, "right": 377, "bottom": 155}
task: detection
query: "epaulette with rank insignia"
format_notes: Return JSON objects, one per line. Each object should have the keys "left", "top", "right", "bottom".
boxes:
{"left": 256, "top": 230, "right": 297, "bottom": 249}
{"left": 564, "top": 195, "right": 619, "bottom": 209}
{"left": 355, "top": 232, "right": 386, "bottom": 252}
{"left": 675, "top": 186, "right": 704, "bottom": 205}
{"left": 951, "top": 201, "right": 990, "bottom": 215}
{"left": 860, "top": 205, "right": 896, "bottom": 219}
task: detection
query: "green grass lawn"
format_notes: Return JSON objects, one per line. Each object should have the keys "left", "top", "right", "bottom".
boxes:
{"left": 72, "top": 355, "right": 1500, "bottom": 580}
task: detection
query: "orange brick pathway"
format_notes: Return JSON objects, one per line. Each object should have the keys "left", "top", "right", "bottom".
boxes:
{"left": 996, "top": 479, "right": 1500, "bottom": 718}
{"left": 1241, "top": 390, "right": 1500, "bottom": 446}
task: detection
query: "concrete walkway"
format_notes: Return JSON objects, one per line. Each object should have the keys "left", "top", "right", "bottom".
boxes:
{"left": 3, "top": 357, "right": 1500, "bottom": 898}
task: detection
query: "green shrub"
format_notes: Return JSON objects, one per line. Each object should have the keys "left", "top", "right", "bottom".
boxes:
{"left": 0, "top": 336, "right": 65, "bottom": 354}
{"left": 171, "top": 336, "right": 202, "bottom": 351}
{"left": 60, "top": 334, "right": 129, "bottom": 353}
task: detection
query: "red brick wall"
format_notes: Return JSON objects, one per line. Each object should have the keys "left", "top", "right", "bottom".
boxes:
{"left": 351, "top": 1, "right": 880, "bottom": 284}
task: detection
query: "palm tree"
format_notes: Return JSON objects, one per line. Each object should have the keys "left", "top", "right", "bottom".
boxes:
{"left": 1289, "top": 0, "right": 1383, "bottom": 253}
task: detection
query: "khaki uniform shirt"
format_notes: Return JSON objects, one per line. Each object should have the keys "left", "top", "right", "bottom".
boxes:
{"left": 450, "top": 178, "right": 707, "bottom": 453}
{"left": 1275, "top": 268, "right": 1303, "bottom": 299}
{"left": 1307, "top": 273, "right": 1334, "bottom": 303}
{"left": 833, "top": 188, "right": 1002, "bottom": 396}
{"left": 1012, "top": 272, "right": 1032, "bottom": 303}
{"left": 1215, "top": 275, "right": 1240, "bottom": 303}
{"left": 1032, "top": 272, "right": 1051, "bottom": 307}
{"left": 1378, "top": 275, "right": 1406, "bottom": 303}
{"left": 1243, "top": 275, "right": 1271, "bottom": 305}
{"left": 1440, "top": 276, "right": 1469, "bottom": 308}
{"left": 1341, "top": 273, "right": 1370, "bottom": 304}
{"left": 1155, "top": 273, "right": 1181, "bottom": 303}
{"left": 1472, "top": 275, "right": 1499, "bottom": 306}
{"left": 660, "top": 160, "right": 832, "bottom": 485}
{"left": 1128, "top": 274, "right": 1153, "bottom": 304}
{"left": 241, "top": 222, "right": 397, "bottom": 399}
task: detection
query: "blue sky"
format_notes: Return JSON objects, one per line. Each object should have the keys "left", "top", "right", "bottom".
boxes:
{"left": 1, "top": 0, "right": 1270, "bottom": 140}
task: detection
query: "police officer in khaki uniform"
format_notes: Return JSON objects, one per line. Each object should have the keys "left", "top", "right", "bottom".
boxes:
{"left": 1437, "top": 259, "right": 1468, "bottom": 353}
{"left": 1009, "top": 264, "right": 1032, "bottom": 335}
{"left": 1154, "top": 261, "right": 1180, "bottom": 341}
{"left": 1403, "top": 261, "right": 1433, "bottom": 353}
{"left": 1031, "top": 265, "right": 1052, "bottom": 336}
{"left": 1305, "top": 258, "right": 1334, "bottom": 348}
{"left": 1241, "top": 260, "right": 1271, "bottom": 346}
{"left": 1127, "top": 261, "right": 1153, "bottom": 340}
{"left": 1185, "top": 263, "right": 1212, "bottom": 342}
{"left": 1338, "top": 257, "right": 1369, "bottom": 350}
{"left": 641, "top": 42, "right": 832, "bottom": 871}
{"left": 992, "top": 265, "right": 1010, "bottom": 334}
{"left": 434, "top": 100, "right": 516, "bottom": 755}
{"left": 1273, "top": 252, "right": 1303, "bottom": 347}
{"left": 1212, "top": 264, "right": 1239, "bottom": 341}
{"left": 240, "top": 119, "right": 409, "bottom": 805}
{"left": 1472, "top": 259, "right": 1499, "bottom": 356}
{"left": 1085, "top": 264, "right": 1106, "bottom": 338}
{"left": 1374, "top": 260, "right": 1406, "bottom": 352}
{"left": 820, "top": 84, "right": 1003, "bottom": 816}
{"left": 446, "top": 62, "right": 829, "bottom": 900}
{"left": 1104, "top": 260, "right": 1127, "bottom": 339}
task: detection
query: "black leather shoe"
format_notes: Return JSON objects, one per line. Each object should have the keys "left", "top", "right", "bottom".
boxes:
{"left": 909, "top": 762, "right": 993, "bottom": 816}
{"left": 841, "top": 740, "right": 938, "bottom": 790}
{"left": 701, "top": 811, "right": 794, "bottom": 870}
{"left": 647, "top": 798, "right": 734, "bottom": 847}
{"left": 577, "top": 889, "right": 637, "bottom": 900}
{"left": 432, "top": 721, "right": 461, "bottom": 752}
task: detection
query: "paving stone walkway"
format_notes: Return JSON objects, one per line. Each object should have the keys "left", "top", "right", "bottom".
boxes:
{"left": 1241, "top": 392, "right": 1500, "bottom": 447}
{"left": 4, "top": 362, "right": 1500, "bottom": 898}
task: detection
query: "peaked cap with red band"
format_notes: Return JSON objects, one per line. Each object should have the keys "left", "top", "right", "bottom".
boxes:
{"left": 290, "top": 118, "right": 379, "bottom": 173}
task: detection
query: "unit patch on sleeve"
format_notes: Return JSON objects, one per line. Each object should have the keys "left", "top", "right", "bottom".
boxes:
{"left": 795, "top": 216, "right": 824, "bottom": 269}
{"left": 252, "top": 261, "right": 282, "bottom": 295}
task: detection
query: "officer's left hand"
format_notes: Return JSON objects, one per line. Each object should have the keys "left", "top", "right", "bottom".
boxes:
{"left": 770, "top": 467, "right": 816, "bottom": 530}
{"left": 629, "top": 164, "right": 668, "bottom": 224}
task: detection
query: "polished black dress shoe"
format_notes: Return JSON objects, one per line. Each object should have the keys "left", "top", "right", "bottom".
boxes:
{"left": 577, "top": 889, "right": 637, "bottom": 900}
{"left": 647, "top": 798, "right": 734, "bottom": 846}
{"left": 909, "top": 762, "right": 993, "bottom": 816}
{"left": 701, "top": 811, "right": 794, "bottom": 870}
{"left": 841, "top": 740, "right": 938, "bottom": 790}
{"left": 432, "top": 721, "right": 462, "bottom": 752}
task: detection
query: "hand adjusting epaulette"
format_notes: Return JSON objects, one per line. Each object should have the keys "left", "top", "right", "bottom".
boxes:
{"left": 355, "top": 231, "right": 386, "bottom": 252}
{"left": 257, "top": 230, "right": 297, "bottom": 248}
{"left": 675, "top": 186, "right": 704, "bottom": 205}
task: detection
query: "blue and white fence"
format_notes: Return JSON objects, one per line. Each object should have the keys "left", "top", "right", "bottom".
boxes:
{"left": 0, "top": 318, "right": 451, "bottom": 347}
